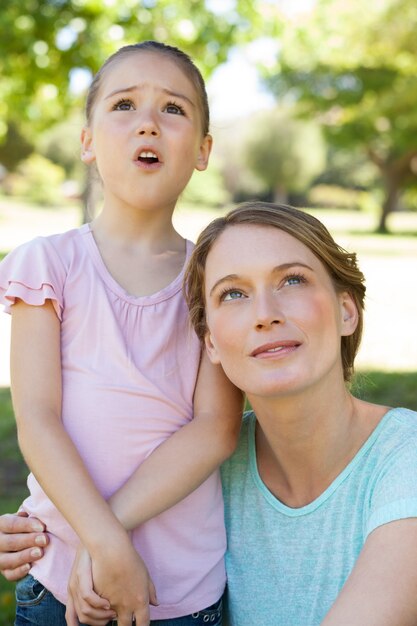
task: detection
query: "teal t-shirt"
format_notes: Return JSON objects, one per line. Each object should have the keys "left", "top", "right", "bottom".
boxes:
{"left": 221, "top": 407, "right": 417, "bottom": 626}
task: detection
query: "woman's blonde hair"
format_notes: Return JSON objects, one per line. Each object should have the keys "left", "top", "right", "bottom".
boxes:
{"left": 184, "top": 201, "right": 366, "bottom": 382}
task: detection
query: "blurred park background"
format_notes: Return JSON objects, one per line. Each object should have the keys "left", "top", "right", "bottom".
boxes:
{"left": 0, "top": 0, "right": 416, "bottom": 620}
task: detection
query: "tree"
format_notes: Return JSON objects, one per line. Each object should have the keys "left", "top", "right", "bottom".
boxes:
{"left": 243, "top": 108, "right": 326, "bottom": 204}
{"left": 265, "top": 0, "right": 417, "bottom": 232}
{"left": 0, "top": 0, "right": 280, "bottom": 216}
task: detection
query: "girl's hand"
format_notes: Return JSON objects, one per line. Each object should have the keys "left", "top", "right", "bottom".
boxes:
{"left": 90, "top": 536, "right": 158, "bottom": 626}
{"left": 67, "top": 537, "right": 158, "bottom": 626}
{"left": 66, "top": 545, "right": 116, "bottom": 626}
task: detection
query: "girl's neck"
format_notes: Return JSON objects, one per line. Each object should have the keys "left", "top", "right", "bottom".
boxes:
{"left": 88, "top": 203, "right": 187, "bottom": 298}
{"left": 92, "top": 198, "right": 183, "bottom": 252}
{"left": 249, "top": 384, "right": 386, "bottom": 508}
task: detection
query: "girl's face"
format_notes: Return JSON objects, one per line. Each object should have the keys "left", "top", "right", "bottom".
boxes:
{"left": 204, "top": 225, "right": 358, "bottom": 399}
{"left": 81, "top": 51, "right": 212, "bottom": 212}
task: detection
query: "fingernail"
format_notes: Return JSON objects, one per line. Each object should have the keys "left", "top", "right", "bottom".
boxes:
{"left": 35, "top": 535, "right": 47, "bottom": 546}
{"left": 22, "top": 563, "right": 30, "bottom": 572}
{"left": 30, "top": 548, "right": 42, "bottom": 558}
{"left": 31, "top": 522, "right": 44, "bottom": 532}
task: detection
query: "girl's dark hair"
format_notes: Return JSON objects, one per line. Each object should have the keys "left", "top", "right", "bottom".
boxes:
{"left": 184, "top": 201, "right": 366, "bottom": 382}
{"left": 85, "top": 41, "right": 210, "bottom": 135}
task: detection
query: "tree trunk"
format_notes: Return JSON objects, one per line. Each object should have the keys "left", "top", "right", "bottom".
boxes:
{"left": 273, "top": 186, "right": 288, "bottom": 205}
{"left": 368, "top": 148, "right": 417, "bottom": 234}
{"left": 378, "top": 175, "right": 400, "bottom": 233}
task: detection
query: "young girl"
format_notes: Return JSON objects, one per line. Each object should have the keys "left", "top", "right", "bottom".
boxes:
{"left": 0, "top": 41, "right": 242, "bottom": 626}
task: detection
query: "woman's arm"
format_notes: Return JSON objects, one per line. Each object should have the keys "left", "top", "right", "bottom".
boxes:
{"left": 10, "top": 300, "right": 154, "bottom": 626}
{"left": 322, "top": 518, "right": 417, "bottom": 625}
{"left": 108, "top": 349, "right": 244, "bottom": 529}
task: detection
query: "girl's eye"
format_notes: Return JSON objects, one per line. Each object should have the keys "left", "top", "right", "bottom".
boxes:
{"left": 165, "top": 102, "right": 185, "bottom": 115}
{"left": 220, "top": 289, "right": 246, "bottom": 302}
{"left": 113, "top": 99, "right": 134, "bottom": 111}
{"left": 284, "top": 274, "right": 307, "bottom": 287}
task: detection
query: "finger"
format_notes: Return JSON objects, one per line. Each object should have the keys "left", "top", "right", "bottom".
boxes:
{"left": 149, "top": 580, "right": 159, "bottom": 606}
{"left": 1, "top": 563, "right": 31, "bottom": 582}
{"left": 0, "top": 531, "right": 47, "bottom": 553}
{"left": 0, "top": 544, "right": 45, "bottom": 572}
{"left": 76, "top": 564, "right": 111, "bottom": 611}
{"left": 79, "top": 588, "right": 111, "bottom": 611}
{"left": 0, "top": 513, "right": 45, "bottom": 533}
{"left": 65, "top": 596, "right": 80, "bottom": 626}
{"left": 67, "top": 594, "right": 116, "bottom": 626}
{"left": 133, "top": 606, "right": 151, "bottom": 626}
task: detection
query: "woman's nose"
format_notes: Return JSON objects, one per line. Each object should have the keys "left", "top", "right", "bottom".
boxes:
{"left": 254, "top": 292, "right": 285, "bottom": 330}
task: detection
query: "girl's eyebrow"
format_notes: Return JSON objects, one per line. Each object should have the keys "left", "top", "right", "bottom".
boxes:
{"left": 208, "top": 262, "right": 314, "bottom": 296}
{"left": 105, "top": 84, "right": 196, "bottom": 107}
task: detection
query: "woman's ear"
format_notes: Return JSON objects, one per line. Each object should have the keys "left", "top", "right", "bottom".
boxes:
{"left": 340, "top": 292, "right": 359, "bottom": 337}
{"left": 80, "top": 127, "right": 96, "bottom": 164}
{"left": 204, "top": 329, "right": 221, "bottom": 365}
{"left": 195, "top": 134, "right": 213, "bottom": 172}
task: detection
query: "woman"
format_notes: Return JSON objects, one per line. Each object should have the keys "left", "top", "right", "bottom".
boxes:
{"left": 184, "top": 201, "right": 417, "bottom": 625}
{"left": 2, "top": 201, "right": 417, "bottom": 625}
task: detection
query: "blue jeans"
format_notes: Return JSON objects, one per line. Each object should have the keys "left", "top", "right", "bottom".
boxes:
{"left": 15, "top": 574, "right": 223, "bottom": 626}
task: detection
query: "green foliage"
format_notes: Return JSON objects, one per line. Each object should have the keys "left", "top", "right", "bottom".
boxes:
{"left": 0, "top": 122, "right": 33, "bottom": 171}
{"left": 182, "top": 157, "right": 230, "bottom": 207}
{"left": 10, "top": 154, "right": 66, "bottom": 205}
{"left": 37, "top": 115, "right": 84, "bottom": 179}
{"left": 265, "top": 0, "right": 417, "bottom": 230}
{"left": 0, "top": 0, "right": 276, "bottom": 137}
{"left": 352, "top": 371, "right": 417, "bottom": 411}
{"left": 243, "top": 108, "right": 326, "bottom": 201}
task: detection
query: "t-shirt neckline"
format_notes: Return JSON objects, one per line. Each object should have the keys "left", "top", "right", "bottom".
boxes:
{"left": 248, "top": 408, "right": 395, "bottom": 516}
{"left": 79, "top": 223, "right": 191, "bottom": 306}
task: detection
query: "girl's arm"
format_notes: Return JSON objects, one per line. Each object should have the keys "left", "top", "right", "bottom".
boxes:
{"left": 108, "top": 349, "right": 244, "bottom": 529}
{"left": 69, "top": 349, "right": 243, "bottom": 622}
{"left": 10, "top": 300, "right": 155, "bottom": 626}
{"left": 321, "top": 519, "right": 417, "bottom": 625}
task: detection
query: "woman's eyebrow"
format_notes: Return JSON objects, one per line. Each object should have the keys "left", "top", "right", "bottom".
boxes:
{"left": 208, "top": 262, "right": 314, "bottom": 296}
{"left": 209, "top": 274, "right": 240, "bottom": 296}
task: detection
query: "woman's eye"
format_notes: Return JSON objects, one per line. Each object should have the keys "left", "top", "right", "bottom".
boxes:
{"left": 113, "top": 99, "right": 134, "bottom": 111}
{"left": 221, "top": 290, "right": 245, "bottom": 302}
{"left": 284, "top": 274, "right": 306, "bottom": 287}
{"left": 165, "top": 102, "right": 185, "bottom": 115}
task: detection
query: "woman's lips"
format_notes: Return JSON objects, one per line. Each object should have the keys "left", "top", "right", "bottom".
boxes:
{"left": 250, "top": 340, "right": 301, "bottom": 359}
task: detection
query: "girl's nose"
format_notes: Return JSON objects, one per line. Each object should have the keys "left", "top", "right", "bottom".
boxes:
{"left": 135, "top": 111, "right": 160, "bottom": 137}
{"left": 254, "top": 292, "right": 285, "bottom": 330}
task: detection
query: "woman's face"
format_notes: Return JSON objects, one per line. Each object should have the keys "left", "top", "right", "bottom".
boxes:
{"left": 204, "top": 224, "right": 357, "bottom": 399}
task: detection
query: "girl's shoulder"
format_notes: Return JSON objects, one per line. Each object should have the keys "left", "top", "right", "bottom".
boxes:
{"left": 0, "top": 227, "right": 86, "bottom": 319}
{"left": 1, "top": 226, "right": 85, "bottom": 267}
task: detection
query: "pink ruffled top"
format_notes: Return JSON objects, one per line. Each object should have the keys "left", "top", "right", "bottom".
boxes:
{"left": 0, "top": 225, "right": 226, "bottom": 618}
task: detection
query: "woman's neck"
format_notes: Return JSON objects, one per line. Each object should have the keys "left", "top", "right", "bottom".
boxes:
{"left": 249, "top": 385, "right": 386, "bottom": 508}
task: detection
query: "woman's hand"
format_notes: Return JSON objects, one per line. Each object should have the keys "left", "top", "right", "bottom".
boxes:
{"left": 0, "top": 512, "right": 48, "bottom": 581}
{"left": 66, "top": 537, "right": 158, "bottom": 626}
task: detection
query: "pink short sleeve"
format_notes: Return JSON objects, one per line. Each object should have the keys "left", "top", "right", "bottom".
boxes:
{"left": 0, "top": 237, "right": 66, "bottom": 320}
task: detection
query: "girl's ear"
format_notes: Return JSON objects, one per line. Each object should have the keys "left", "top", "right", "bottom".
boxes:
{"left": 340, "top": 292, "right": 358, "bottom": 337}
{"left": 204, "top": 329, "right": 221, "bottom": 365}
{"left": 80, "top": 127, "right": 96, "bottom": 164}
{"left": 195, "top": 134, "right": 213, "bottom": 172}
